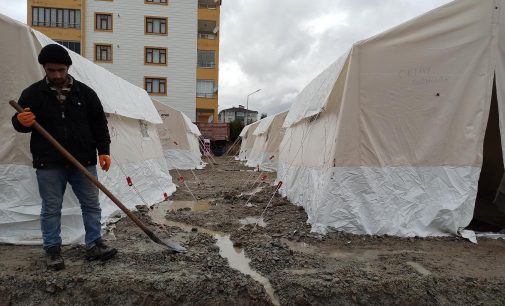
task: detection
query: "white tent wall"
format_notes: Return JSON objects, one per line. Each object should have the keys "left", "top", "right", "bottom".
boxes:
{"left": 245, "top": 111, "right": 289, "bottom": 171}
{"left": 0, "top": 15, "right": 176, "bottom": 245}
{"left": 258, "top": 111, "right": 289, "bottom": 171}
{"left": 181, "top": 112, "right": 204, "bottom": 169}
{"left": 154, "top": 100, "right": 204, "bottom": 170}
{"left": 238, "top": 121, "right": 260, "bottom": 161}
{"left": 496, "top": 0, "right": 505, "bottom": 165}
{"left": 279, "top": 0, "right": 503, "bottom": 237}
{"left": 244, "top": 116, "right": 273, "bottom": 168}
{"left": 99, "top": 113, "right": 176, "bottom": 214}
{"left": 1, "top": 20, "right": 40, "bottom": 166}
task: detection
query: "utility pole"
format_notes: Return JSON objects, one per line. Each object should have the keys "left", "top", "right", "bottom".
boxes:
{"left": 246, "top": 88, "right": 261, "bottom": 124}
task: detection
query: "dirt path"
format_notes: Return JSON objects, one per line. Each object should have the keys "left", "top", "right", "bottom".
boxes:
{"left": 1, "top": 157, "right": 505, "bottom": 305}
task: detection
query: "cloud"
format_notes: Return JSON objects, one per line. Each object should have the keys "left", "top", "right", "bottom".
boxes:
{"left": 219, "top": 0, "right": 453, "bottom": 117}
{"left": 0, "top": 1, "right": 27, "bottom": 24}
{"left": 0, "top": 0, "right": 454, "bottom": 119}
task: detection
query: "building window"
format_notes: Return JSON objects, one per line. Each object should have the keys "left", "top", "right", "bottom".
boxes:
{"left": 197, "top": 50, "right": 215, "bottom": 68}
{"left": 32, "top": 7, "right": 80, "bottom": 29}
{"left": 94, "top": 44, "right": 113, "bottom": 62}
{"left": 95, "top": 13, "right": 113, "bottom": 31}
{"left": 145, "top": 47, "right": 167, "bottom": 65}
{"left": 145, "top": 0, "right": 168, "bottom": 4}
{"left": 55, "top": 40, "right": 80, "bottom": 54}
{"left": 198, "top": 0, "right": 217, "bottom": 9}
{"left": 145, "top": 17, "right": 167, "bottom": 35}
{"left": 145, "top": 77, "right": 167, "bottom": 95}
{"left": 196, "top": 80, "right": 214, "bottom": 98}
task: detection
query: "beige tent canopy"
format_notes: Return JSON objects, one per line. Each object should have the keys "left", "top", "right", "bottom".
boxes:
{"left": 278, "top": 0, "right": 505, "bottom": 237}
{"left": 153, "top": 100, "right": 204, "bottom": 170}
{"left": 244, "top": 111, "right": 288, "bottom": 171}
{"left": 0, "top": 15, "right": 176, "bottom": 245}
{"left": 237, "top": 121, "right": 261, "bottom": 161}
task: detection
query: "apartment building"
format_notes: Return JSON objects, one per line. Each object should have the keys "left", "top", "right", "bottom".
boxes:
{"left": 218, "top": 105, "right": 259, "bottom": 125}
{"left": 27, "top": 0, "right": 221, "bottom": 122}
{"left": 196, "top": 0, "right": 220, "bottom": 123}
{"left": 28, "top": 0, "right": 83, "bottom": 54}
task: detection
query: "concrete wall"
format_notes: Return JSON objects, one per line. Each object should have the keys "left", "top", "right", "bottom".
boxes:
{"left": 85, "top": 0, "right": 197, "bottom": 120}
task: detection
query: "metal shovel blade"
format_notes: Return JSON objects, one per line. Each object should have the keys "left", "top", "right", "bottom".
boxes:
{"left": 146, "top": 230, "right": 187, "bottom": 253}
{"left": 161, "top": 240, "right": 187, "bottom": 253}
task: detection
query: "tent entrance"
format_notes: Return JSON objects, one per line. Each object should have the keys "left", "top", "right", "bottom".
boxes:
{"left": 469, "top": 78, "right": 505, "bottom": 231}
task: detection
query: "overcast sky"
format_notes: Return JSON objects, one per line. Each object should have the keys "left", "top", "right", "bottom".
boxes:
{"left": 1, "top": 0, "right": 453, "bottom": 117}
{"left": 219, "top": 0, "right": 454, "bottom": 116}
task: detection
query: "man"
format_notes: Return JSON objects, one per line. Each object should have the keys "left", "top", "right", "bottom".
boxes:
{"left": 11, "top": 44, "right": 117, "bottom": 271}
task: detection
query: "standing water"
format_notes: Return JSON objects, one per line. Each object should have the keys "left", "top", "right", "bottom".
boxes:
{"left": 148, "top": 202, "right": 280, "bottom": 306}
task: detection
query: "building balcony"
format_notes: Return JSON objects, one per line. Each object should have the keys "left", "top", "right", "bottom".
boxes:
{"left": 198, "top": 20, "right": 218, "bottom": 40}
{"left": 198, "top": 32, "right": 217, "bottom": 40}
{"left": 198, "top": 0, "right": 219, "bottom": 9}
{"left": 196, "top": 93, "right": 215, "bottom": 99}
{"left": 198, "top": 4, "right": 217, "bottom": 9}
{"left": 198, "top": 6, "right": 220, "bottom": 21}
{"left": 197, "top": 61, "right": 215, "bottom": 69}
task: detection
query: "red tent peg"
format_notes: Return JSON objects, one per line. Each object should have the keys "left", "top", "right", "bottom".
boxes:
{"left": 261, "top": 174, "right": 268, "bottom": 181}
{"left": 163, "top": 192, "right": 169, "bottom": 201}
{"left": 173, "top": 141, "right": 179, "bottom": 145}
{"left": 178, "top": 176, "right": 185, "bottom": 183}
{"left": 269, "top": 155, "right": 275, "bottom": 160}
{"left": 126, "top": 176, "right": 133, "bottom": 186}
{"left": 276, "top": 181, "right": 283, "bottom": 189}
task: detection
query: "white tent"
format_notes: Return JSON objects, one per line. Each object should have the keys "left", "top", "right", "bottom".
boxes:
{"left": 278, "top": 0, "right": 505, "bottom": 237}
{"left": 0, "top": 15, "right": 176, "bottom": 245}
{"left": 153, "top": 100, "right": 204, "bottom": 170}
{"left": 245, "top": 111, "right": 288, "bottom": 171}
{"left": 237, "top": 121, "right": 261, "bottom": 161}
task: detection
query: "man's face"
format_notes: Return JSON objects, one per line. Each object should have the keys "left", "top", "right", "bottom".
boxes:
{"left": 43, "top": 63, "right": 69, "bottom": 87}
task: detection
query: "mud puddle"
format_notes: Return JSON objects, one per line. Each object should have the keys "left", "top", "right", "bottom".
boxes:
{"left": 149, "top": 203, "right": 280, "bottom": 306}
{"left": 239, "top": 217, "right": 267, "bottom": 228}
{"left": 164, "top": 200, "right": 212, "bottom": 212}
{"left": 281, "top": 238, "right": 425, "bottom": 261}
{"left": 406, "top": 261, "right": 432, "bottom": 276}
{"left": 239, "top": 186, "right": 264, "bottom": 197}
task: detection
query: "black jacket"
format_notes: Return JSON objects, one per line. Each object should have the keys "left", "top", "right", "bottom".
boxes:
{"left": 12, "top": 77, "right": 111, "bottom": 169}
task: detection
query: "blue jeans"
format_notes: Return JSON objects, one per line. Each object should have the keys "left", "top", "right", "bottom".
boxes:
{"left": 36, "top": 166, "right": 102, "bottom": 249}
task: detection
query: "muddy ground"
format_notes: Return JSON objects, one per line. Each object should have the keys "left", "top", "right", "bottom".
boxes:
{"left": 1, "top": 156, "right": 505, "bottom": 305}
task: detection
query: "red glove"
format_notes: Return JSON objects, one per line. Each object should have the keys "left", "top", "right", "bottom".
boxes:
{"left": 17, "top": 108, "right": 36, "bottom": 127}
{"left": 99, "top": 155, "right": 111, "bottom": 171}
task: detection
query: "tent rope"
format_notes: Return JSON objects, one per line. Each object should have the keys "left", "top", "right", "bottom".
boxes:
{"left": 109, "top": 113, "right": 173, "bottom": 200}
{"left": 252, "top": 111, "right": 323, "bottom": 228}
{"left": 109, "top": 154, "right": 152, "bottom": 207}
{"left": 172, "top": 167, "right": 199, "bottom": 201}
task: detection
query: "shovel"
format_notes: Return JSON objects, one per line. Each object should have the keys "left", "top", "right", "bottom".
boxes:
{"left": 10, "top": 100, "right": 186, "bottom": 253}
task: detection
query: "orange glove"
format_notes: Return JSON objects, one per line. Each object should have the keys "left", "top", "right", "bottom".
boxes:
{"left": 99, "top": 155, "right": 111, "bottom": 171}
{"left": 17, "top": 108, "right": 36, "bottom": 127}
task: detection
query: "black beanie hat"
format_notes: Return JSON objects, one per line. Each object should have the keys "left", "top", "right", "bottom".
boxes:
{"left": 38, "top": 44, "right": 72, "bottom": 66}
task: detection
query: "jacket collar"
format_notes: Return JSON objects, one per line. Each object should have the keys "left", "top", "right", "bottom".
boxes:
{"left": 39, "top": 74, "right": 81, "bottom": 93}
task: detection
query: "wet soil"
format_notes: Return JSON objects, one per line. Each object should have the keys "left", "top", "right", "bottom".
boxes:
{"left": 1, "top": 156, "right": 505, "bottom": 305}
